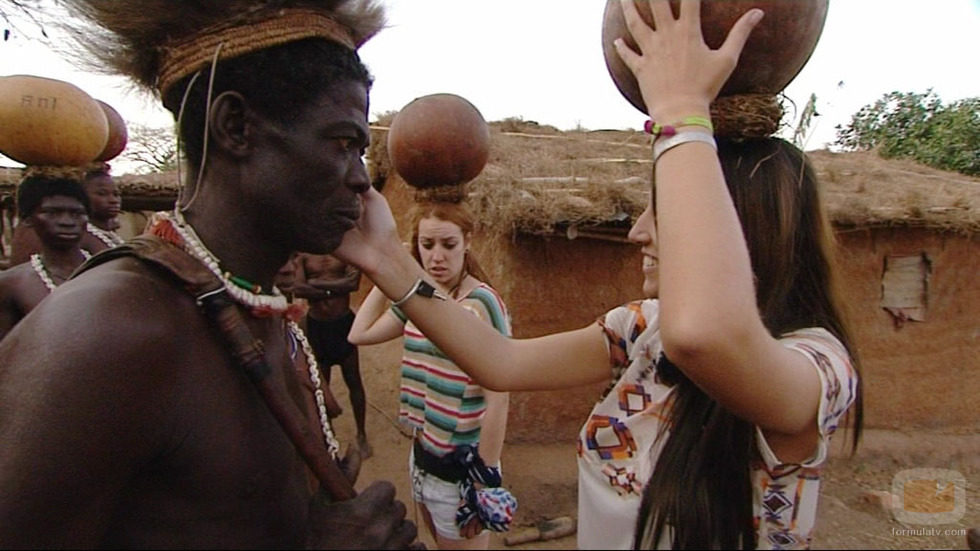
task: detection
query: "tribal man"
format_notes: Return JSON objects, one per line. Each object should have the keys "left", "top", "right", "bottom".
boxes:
{"left": 0, "top": 0, "right": 417, "bottom": 548}
{"left": 7, "top": 164, "right": 122, "bottom": 265}
{"left": 0, "top": 175, "right": 91, "bottom": 341}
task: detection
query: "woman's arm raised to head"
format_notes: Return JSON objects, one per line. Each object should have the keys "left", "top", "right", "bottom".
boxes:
{"left": 335, "top": 193, "right": 611, "bottom": 391}
{"left": 614, "top": 0, "right": 821, "bottom": 438}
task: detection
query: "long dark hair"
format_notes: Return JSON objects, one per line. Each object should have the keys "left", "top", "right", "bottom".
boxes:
{"left": 634, "top": 137, "right": 863, "bottom": 549}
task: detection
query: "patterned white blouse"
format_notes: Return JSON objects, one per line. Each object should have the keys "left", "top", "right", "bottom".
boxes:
{"left": 576, "top": 299, "right": 858, "bottom": 550}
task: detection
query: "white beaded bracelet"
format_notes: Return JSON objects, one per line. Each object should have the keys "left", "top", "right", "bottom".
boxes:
{"left": 653, "top": 130, "right": 717, "bottom": 163}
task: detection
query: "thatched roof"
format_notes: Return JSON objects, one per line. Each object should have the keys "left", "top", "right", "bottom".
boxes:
{"left": 1, "top": 167, "right": 178, "bottom": 211}
{"left": 809, "top": 149, "right": 979, "bottom": 234}
{"left": 5, "top": 119, "right": 977, "bottom": 235}
{"left": 371, "top": 119, "right": 980, "bottom": 237}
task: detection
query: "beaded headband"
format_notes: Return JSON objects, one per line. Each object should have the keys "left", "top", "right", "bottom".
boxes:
{"left": 157, "top": 8, "right": 356, "bottom": 96}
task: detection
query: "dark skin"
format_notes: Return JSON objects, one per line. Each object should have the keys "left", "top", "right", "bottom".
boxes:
{"left": 8, "top": 173, "right": 118, "bottom": 266}
{"left": 292, "top": 253, "right": 371, "bottom": 458}
{"left": 275, "top": 254, "right": 345, "bottom": 422}
{"left": 296, "top": 253, "right": 361, "bottom": 318}
{"left": 0, "top": 195, "right": 89, "bottom": 341}
{"left": 0, "top": 80, "right": 417, "bottom": 548}
{"left": 83, "top": 172, "right": 123, "bottom": 232}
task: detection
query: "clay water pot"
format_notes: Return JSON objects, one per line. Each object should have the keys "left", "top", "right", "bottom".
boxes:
{"left": 95, "top": 100, "right": 128, "bottom": 161}
{"left": 601, "top": 0, "right": 829, "bottom": 114}
{"left": 387, "top": 93, "right": 490, "bottom": 188}
{"left": 0, "top": 74, "right": 108, "bottom": 166}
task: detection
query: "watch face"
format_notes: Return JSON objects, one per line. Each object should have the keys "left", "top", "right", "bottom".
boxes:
{"left": 416, "top": 280, "right": 448, "bottom": 302}
{"left": 417, "top": 280, "right": 436, "bottom": 298}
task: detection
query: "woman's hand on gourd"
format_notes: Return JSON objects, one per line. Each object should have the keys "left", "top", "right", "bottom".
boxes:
{"left": 613, "top": 0, "right": 763, "bottom": 122}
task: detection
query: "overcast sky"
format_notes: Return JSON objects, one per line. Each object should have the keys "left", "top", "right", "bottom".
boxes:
{"left": 2, "top": 0, "right": 978, "bottom": 170}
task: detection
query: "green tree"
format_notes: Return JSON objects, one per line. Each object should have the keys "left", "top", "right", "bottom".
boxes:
{"left": 835, "top": 90, "right": 980, "bottom": 176}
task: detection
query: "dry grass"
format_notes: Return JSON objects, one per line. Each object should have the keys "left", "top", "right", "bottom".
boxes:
{"left": 371, "top": 119, "right": 980, "bottom": 236}
{"left": 1, "top": 166, "right": 177, "bottom": 199}
{"left": 809, "top": 148, "right": 980, "bottom": 234}
{"left": 4, "top": 119, "right": 977, "bottom": 235}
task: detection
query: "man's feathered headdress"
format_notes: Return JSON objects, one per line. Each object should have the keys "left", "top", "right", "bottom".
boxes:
{"left": 56, "top": 0, "right": 384, "bottom": 97}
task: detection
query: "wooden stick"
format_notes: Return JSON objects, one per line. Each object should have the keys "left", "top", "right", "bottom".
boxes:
{"left": 199, "top": 290, "right": 357, "bottom": 501}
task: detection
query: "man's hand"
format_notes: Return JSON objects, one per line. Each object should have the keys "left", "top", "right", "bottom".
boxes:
{"left": 307, "top": 481, "right": 419, "bottom": 550}
{"left": 338, "top": 445, "right": 361, "bottom": 486}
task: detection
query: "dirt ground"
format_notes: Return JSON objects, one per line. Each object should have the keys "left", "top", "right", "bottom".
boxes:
{"left": 327, "top": 339, "right": 978, "bottom": 550}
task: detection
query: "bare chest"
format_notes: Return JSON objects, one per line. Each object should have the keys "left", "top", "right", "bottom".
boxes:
{"left": 104, "top": 320, "right": 314, "bottom": 547}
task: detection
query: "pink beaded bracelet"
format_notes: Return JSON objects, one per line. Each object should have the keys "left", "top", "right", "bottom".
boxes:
{"left": 643, "top": 116, "right": 714, "bottom": 138}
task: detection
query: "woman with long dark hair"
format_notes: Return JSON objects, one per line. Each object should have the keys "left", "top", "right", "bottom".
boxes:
{"left": 334, "top": 1, "right": 861, "bottom": 548}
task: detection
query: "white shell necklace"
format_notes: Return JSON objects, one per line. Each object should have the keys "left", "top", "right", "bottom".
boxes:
{"left": 288, "top": 319, "right": 340, "bottom": 458}
{"left": 30, "top": 250, "right": 92, "bottom": 292}
{"left": 87, "top": 222, "right": 125, "bottom": 247}
{"left": 160, "top": 212, "right": 338, "bottom": 457}
{"left": 164, "top": 211, "right": 289, "bottom": 314}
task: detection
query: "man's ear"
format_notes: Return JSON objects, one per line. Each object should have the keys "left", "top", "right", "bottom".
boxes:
{"left": 208, "top": 91, "right": 250, "bottom": 158}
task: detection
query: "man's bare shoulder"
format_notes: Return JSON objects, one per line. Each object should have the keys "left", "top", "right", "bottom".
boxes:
{"left": 79, "top": 232, "right": 109, "bottom": 256}
{"left": 0, "top": 262, "right": 33, "bottom": 286}
{"left": 0, "top": 263, "right": 38, "bottom": 307}
{"left": 2, "top": 255, "right": 204, "bottom": 365}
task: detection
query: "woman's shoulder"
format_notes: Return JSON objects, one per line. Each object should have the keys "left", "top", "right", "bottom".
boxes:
{"left": 464, "top": 281, "right": 504, "bottom": 300}
{"left": 778, "top": 326, "right": 859, "bottom": 431}
{"left": 461, "top": 282, "right": 511, "bottom": 334}
{"left": 778, "top": 327, "right": 849, "bottom": 362}
{"left": 461, "top": 282, "right": 509, "bottom": 313}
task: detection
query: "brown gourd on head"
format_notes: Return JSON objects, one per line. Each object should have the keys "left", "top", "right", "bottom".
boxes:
{"left": 0, "top": 74, "right": 109, "bottom": 166}
{"left": 387, "top": 93, "right": 490, "bottom": 190}
{"left": 601, "top": 0, "right": 830, "bottom": 115}
{"left": 95, "top": 100, "right": 128, "bottom": 162}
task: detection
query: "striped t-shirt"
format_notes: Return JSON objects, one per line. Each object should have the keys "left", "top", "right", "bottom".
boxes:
{"left": 391, "top": 283, "right": 511, "bottom": 457}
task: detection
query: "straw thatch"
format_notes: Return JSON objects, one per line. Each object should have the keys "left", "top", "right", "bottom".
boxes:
{"left": 809, "top": 149, "right": 979, "bottom": 234}
{"left": 4, "top": 118, "right": 977, "bottom": 234}
{"left": 1, "top": 166, "right": 179, "bottom": 211}
{"left": 371, "top": 119, "right": 980, "bottom": 237}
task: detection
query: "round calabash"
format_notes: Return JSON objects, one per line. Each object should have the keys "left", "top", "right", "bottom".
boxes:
{"left": 601, "top": 0, "right": 829, "bottom": 114}
{"left": 387, "top": 93, "right": 490, "bottom": 189}
{"left": 95, "top": 99, "right": 128, "bottom": 161}
{"left": 0, "top": 74, "right": 109, "bottom": 166}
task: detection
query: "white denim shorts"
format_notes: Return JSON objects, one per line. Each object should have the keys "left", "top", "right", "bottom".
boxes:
{"left": 408, "top": 443, "right": 504, "bottom": 540}
{"left": 408, "top": 446, "right": 467, "bottom": 539}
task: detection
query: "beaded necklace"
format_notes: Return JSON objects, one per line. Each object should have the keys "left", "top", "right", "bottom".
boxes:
{"left": 288, "top": 319, "right": 340, "bottom": 458}
{"left": 87, "top": 222, "right": 125, "bottom": 247}
{"left": 30, "top": 250, "right": 92, "bottom": 292}
{"left": 151, "top": 211, "right": 337, "bottom": 457}
{"left": 155, "top": 211, "right": 290, "bottom": 316}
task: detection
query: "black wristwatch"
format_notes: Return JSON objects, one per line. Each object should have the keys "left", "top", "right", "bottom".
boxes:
{"left": 392, "top": 278, "right": 448, "bottom": 307}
